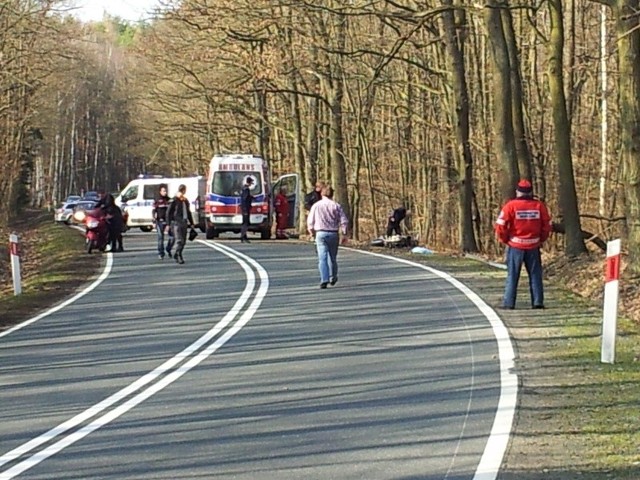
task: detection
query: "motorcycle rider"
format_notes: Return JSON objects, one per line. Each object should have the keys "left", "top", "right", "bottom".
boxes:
{"left": 103, "top": 194, "right": 124, "bottom": 252}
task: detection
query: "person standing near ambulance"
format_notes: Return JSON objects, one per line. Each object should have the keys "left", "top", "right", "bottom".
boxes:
{"left": 494, "top": 179, "right": 552, "bottom": 309}
{"left": 274, "top": 186, "right": 290, "bottom": 239}
{"left": 240, "top": 177, "right": 254, "bottom": 243}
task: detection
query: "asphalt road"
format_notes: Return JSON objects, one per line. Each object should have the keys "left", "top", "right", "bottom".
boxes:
{"left": 0, "top": 232, "right": 515, "bottom": 480}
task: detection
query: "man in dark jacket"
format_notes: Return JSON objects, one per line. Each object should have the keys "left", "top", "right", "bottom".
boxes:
{"left": 386, "top": 206, "right": 410, "bottom": 237}
{"left": 103, "top": 194, "right": 124, "bottom": 252}
{"left": 152, "top": 184, "right": 174, "bottom": 259}
{"left": 304, "top": 181, "right": 325, "bottom": 211}
{"left": 240, "top": 177, "right": 254, "bottom": 243}
{"left": 167, "top": 184, "right": 194, "bottom": 264}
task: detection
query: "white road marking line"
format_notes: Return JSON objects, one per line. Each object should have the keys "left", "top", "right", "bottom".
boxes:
{"left": 0, "top": 254, "right": 113, "bottom": 339}
{"left": 0, "top": 243, "right": 268, "bottom": 479}
{"left": 346, "top": 248, "right": 517, "bottom": 480}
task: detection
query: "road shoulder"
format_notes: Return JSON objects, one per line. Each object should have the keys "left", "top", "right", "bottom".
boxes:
{"left": 365, "top": 247, "right": 640, "bottom": 480}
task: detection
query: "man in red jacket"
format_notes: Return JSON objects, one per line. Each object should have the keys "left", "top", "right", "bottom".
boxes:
{"left": 495, "top": 179, "right": 552, "bottom": 309}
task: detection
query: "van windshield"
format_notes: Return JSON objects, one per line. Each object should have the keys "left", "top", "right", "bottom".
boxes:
{"left": 212, "top": 171, "right": 262, "bottom": 197}
{"left": 121, "top": 185, "right": 138, "bottom": 201}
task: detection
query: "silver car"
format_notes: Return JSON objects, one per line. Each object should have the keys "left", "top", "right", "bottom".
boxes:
{"left": 54, "top": 201, "right": 78, "bottom": 224}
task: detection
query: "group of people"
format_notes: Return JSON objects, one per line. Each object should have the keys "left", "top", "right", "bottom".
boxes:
{"left": 152, "top": 183, "right": 196, "bottom": 264}
{"left": 304, "top": 178, "right": 553, "bottom": 310}
{"left": 150, "top": 176, "right": 553, "bottom": 307}
{"left": 239, "top": 176, "right": 290, "bottom": 242}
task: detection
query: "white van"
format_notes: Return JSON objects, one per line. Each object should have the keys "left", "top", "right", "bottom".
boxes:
{"left": 116, "top": 175, "right": 206, "bottom": 231}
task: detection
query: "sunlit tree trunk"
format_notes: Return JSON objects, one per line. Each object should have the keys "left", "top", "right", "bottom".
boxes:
{"left": 612, "top": 0, "right": 640, "bottom": 275}
{"left": 484, "top": 0, "right": 519, "bottom": 200}
{"left": 442, "top": 0, "right": 479, "bottom": 252}
{"left": 547, "top": 0, "right": 587, "bottom": 256}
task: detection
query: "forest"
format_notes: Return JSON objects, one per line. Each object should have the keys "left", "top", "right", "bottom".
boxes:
{"left": 2, "top": 0, "right": 640, "bottom": 275}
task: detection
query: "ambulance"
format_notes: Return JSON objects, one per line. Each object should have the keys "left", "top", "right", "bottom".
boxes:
{"left": 205, "top": 154, "right": 299, "bottom": 239}
{"left": 116, "top": 175, "right": 206, "bottom": 232}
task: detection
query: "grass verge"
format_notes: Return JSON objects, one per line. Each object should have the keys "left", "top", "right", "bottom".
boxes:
{"left": 0, "top": 211, "right": 101, "bottom": 328}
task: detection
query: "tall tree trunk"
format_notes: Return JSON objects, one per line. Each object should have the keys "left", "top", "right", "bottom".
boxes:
{"left": 442, "top": 0, "right": 479, "bottom": 252}
{"left": 613, "top": 0, "right": 640, "bottom": 276}
{"left": 484, "top": 0, "right": 519, "bottom": 200}
{"left": 548, "top": 0, "right": 587, "bottom": 256}
{"left": 328, "top": 10, "right": 351, "bottom": 218}
{"left": 69, "top": 106, "right": 76, "bottom": 195}
{"left": 255, "top": 79, "right": 270, "bottom": 162}
{"left": 501, "top": 7, "right": 533, "bottom": 180}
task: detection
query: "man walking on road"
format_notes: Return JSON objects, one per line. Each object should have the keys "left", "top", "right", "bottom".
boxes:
{"left": 307, "top": 186, "right": 349, "bottom": 289}
{"left": 494, "top": 179, "right": 552, "bottom": 309}
{"left": 152, "top": 184, "right": 174, "bottom": 259}
{"left": 167, "top": 184, "right": 195, "bottom": 264}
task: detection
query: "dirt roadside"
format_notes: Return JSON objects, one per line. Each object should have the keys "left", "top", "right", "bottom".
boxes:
{"left": 2, "top": 215, "right": 640, "bottom": 479}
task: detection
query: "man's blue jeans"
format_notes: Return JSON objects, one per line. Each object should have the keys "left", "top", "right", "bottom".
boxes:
{"left": 503, "top": 246, "right": 544, "bottom": 308}
{"left": 315, "top": 231, "right": 339, "bottom": 283}
{"left": 156, "top": 220, "right": 174, "bottom": 256}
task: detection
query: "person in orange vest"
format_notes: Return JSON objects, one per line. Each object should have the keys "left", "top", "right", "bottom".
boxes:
{"left": 274, "top": 186, "right": 290, "bottom": 239}
{"left": 494, "top": 179, "right": 552, "bottom": 309}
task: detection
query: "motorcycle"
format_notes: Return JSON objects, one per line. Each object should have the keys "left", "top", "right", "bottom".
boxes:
{"left": 73, "top": 208, "right": 110, "bottom": 253}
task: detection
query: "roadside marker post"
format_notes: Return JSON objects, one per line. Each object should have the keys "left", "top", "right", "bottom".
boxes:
{"left": 9, "top": 233, "right": 22, "bottom": 296}
{"left": 601, "top": 238, "right": 621, "bottom": 364}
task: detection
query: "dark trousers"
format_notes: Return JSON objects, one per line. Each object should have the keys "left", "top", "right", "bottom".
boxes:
{"left": 240, "top": 213, "right": 250, "bottom": 239}
{"left": 173, "top": 221, "right": 188, "bottom": 257}
{"left": 503, "top": 246, "right": 544, "bottom": 308}
{"left": 386, "top": 221, "right": 401, "bottom": 237}
{"left": 107, "top": 223, "right": 123, "bottom": 251}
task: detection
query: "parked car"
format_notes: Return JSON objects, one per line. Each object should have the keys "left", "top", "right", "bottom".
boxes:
{"left": 71, "top": 200, "right": 98, "bottom": 225}
{"left": 54, "top": 201, "right": 78, "bottom": 224}
{"left": 82, "top": 191, "right": 100, "bottom": 201}
{"left": 65, "top": 195, "right": 81, "bottom": 203}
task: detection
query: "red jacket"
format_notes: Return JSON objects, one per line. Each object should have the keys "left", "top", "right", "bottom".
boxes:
{"left": 495, "top": 197, "right": 552, "bottom": 250}
{"left": 274, "top": 193, "right": 289, "bottom": 217}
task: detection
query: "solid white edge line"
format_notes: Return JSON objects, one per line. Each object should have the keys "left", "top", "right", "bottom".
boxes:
{"left": 2, "top": 243, "right": 270, "bottom": 480}
{"left": 0, "top": 243, "right": 259, "bottom": 477}
{"left": 0, "top": 254, "right": 114, "bottom": 339}
{"left": 345, "top": 247, "right": 517, "bottom": 480}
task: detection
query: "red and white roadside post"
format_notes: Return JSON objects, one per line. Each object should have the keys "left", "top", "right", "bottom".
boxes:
{"left": 601, "top": 238, "right": 621, "bottom": 364}
{"left": 9, "top": 233, "right": 22, "bottom": 296}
